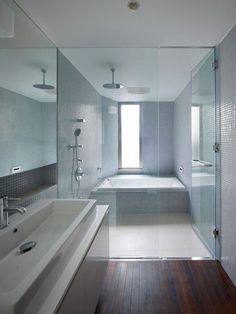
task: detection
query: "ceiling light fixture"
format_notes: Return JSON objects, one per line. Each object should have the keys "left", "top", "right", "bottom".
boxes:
{"left": 128, "top": 1, "right": 140, "bottom": 11}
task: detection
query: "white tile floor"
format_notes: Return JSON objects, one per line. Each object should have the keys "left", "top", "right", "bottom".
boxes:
{"left": 109, "top": 213, "right": 212, "bottom": 258}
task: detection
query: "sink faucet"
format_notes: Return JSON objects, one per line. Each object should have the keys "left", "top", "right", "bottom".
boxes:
{"left": 0, "top": 196, "right": 27, "bottom": 229}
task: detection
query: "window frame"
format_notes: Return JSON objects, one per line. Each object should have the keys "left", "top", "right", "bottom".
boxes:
{"left": 118, "top": 102, "right": 143, "bottom": 170}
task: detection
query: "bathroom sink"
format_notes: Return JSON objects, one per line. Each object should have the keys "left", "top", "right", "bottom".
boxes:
{"left": 0, "top": 198, "right": 98, "bottom": 314}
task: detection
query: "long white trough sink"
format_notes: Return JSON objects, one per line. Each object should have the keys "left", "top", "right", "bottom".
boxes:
{"left": 0, "top": 198, "right": 97, "bottom": 314}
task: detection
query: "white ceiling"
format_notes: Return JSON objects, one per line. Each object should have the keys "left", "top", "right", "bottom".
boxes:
{"left": 0, "top": 0, "right": 54, "bottom": 48}
{"left": 0, "top": 48, "right": 57, "bottom": 102}
{"left": 13, "top": 0, "right": 234, "bottom": 101}
{"left": 61, "top": 48, "right": 210, "bottom": 101}
{"left": 3, "top": 0, "right": 233, "bottom": 102}
{"left": 16, "top": 0, "right": 236, "bottom": 47}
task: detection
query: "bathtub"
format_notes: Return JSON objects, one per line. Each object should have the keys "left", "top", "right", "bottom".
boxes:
{"left": 97, "top": 175, "right": 185, "bottom": 191}
{"left": 90, "top": 175, "right": 189, "bottom": 215}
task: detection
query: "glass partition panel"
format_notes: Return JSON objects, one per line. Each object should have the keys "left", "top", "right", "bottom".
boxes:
{"left": 191, "top": 49, "right": 216, "bottom": 256}
{"left": 58, "top": 48, "right": 160, "bottom": 257}
{"left": 57, "top": 47, "right": 216, "bottom": 259}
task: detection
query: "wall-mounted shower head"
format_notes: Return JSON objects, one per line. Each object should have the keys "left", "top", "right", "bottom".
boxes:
{"left": 74, "top": 128, "right": 81, "bottom": 136}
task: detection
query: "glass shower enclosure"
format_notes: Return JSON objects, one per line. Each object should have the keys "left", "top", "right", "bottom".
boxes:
{"left": 191, "top": 49, "right": 216, "bottom": 256}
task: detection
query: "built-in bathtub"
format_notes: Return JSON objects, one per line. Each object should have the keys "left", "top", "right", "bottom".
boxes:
{"left": 91, "top": 175, "right": 189, "bottom": 215}
{"left": 98, "top": 175, "right": 185, "bottom": 191}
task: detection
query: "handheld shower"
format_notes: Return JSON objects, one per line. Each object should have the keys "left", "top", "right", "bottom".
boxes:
{"left": 74, "top": 128, "right": 81, "bottom": 150}
{"left": 71, "top": 128, "right": 84, "bottom": 198}
{"left": 68, "top": 129, "right": 82, "bottom": 149}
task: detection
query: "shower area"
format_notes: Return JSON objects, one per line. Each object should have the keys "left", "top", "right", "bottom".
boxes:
{"left": 57, "top": 47, "right": 218, "bottom": 259}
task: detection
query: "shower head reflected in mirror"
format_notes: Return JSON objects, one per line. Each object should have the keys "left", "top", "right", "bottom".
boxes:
{"left": 33, "top": 69, "right": 54, "bottom": 90}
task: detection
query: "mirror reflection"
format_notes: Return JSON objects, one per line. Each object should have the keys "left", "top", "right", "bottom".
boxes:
{"left": 0, "top": 48, "right": 57, "bottom": 177}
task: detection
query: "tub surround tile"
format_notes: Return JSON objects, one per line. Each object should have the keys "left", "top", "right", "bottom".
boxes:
{"left": 92, "top": 190, "right": 189, "bottom": 215}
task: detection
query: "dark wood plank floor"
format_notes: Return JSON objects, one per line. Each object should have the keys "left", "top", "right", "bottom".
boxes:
{"left": 95, "top": 260, "right": 236, "bottom": 314}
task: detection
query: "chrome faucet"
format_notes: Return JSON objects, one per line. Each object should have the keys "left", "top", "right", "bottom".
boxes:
{"left": 0, "top": 196, "right": 27, "bottom": 229}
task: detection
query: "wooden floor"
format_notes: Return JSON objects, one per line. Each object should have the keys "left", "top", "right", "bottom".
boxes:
{"left": 95, "top": 260, "right": 236, "bottom": 314}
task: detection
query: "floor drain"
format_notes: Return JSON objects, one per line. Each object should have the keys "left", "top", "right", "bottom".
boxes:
{"left": 18, "top": 241, "right": 37, "bottom": 254}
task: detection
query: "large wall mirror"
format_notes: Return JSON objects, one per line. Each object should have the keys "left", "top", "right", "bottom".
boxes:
{"left": 0, "top": 0, "right": 57, "bottom": 177}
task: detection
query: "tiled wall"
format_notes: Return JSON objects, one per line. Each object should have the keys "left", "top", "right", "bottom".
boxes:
{"left": 173, "top": 83, "right": 192, "bottom": 193}
{"left": 57, "top": 53, "right": 175, "bottom": 198}
{"left": 0, "top": 86, "right": 57, "bottom": 177}
{"left": 101, "top": 96, "right": 118, "bottom": 178}
{"left": 140, "top": 102, "right": 159, "bottom": 174}
{"left": 219, "top": 24, "right": 236, "bottom": 285}
{"left": 0, "top": 163, "right": 57, "bottom": 206}
{"left": 141, "top": 101, "right": 175, "bottom": 175}
{"left": 0, "top": 86, "right": 42, "bottom": 176}
{"left": 57, "top": 51, "right": 102, "bottom": 198}
{"left": 42, "top": 102, "right": 57, "bottom": 166}
{"left": 101, "top": 101, "right": 174, "bottom": 176}
{"left": 158, "top": 102, "right": 175, "bottom": 175}
{"left": 200, "top": 103, "right": 215, "bottom": 169}
{"left": 18, "top": 185, "right": 58, "bottom": 208}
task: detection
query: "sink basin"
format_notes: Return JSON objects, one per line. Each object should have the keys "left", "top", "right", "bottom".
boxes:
{"left": 0, "top": 198, "right": 100, "bottom": 314}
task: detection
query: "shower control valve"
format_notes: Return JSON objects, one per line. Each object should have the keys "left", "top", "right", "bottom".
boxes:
{"left": 75, "top": 167, "right": 84, "bottom": 182}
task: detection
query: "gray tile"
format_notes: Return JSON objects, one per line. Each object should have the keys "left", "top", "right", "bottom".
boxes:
{"left": 57, "top": 51, "right": 102, "bottom": 198}
{"left": 219, "top": 24, "right": 236, "bottom": 285}
{"left": 0, "top": 163, "right": 57, "bottom": 205}
{"left": 174, "top": 83, "right": 192, "bottom": 195}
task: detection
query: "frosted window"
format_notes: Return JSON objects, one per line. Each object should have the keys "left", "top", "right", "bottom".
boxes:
{"left": 120, "top": 104, "right": 140, "bottom": 168}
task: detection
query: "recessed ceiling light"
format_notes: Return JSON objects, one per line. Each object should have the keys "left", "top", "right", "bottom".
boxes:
{"left": 128, "top": 1, "right": 140, "bottom": 11}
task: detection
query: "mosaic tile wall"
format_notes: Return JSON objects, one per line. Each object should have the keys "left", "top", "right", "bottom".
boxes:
{"left": 0, "top": 163, "right": 57, "bottom": 206}
{"left": 57, "top": 51, "right": 102, "bottom": 199}
{"left": 174, "top": 83, "right": 192, "bottom": 194}
{"left": 219, "top": 24, "right": 236, "bottom": 285}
